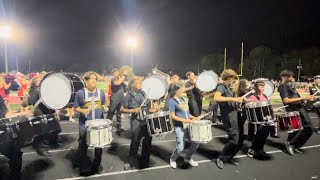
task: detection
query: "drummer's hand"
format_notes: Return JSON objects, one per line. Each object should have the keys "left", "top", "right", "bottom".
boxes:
{"left": 132, "top": 108, "right": 141, "bottom": 113}
{"left": 303, "top": 95, "right": 313, "bottom": 101}
{"left": 104, "top": 106, "right": 109, "bottom": 112}
{"left": 82, "top": 109, "right": 91, "bottom": 116}
{"left": 244, "top": 98, "right": 253, "bottom": 103}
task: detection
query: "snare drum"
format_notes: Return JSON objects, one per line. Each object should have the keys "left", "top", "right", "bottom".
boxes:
{"left": 277, "top": 111, "right": 303, "bottom": 133}
{"left": 27, "top": 115, "right": 46, "bottom": 138}
{"left": 40, "top": 72, "right": 86, "bottom": 110}
{"left": 142, "top": 74, "right": 168, "bottom": 100}
{"left": 0, "top": 119, "right": 19, "bottom": 151}
{"left": 85, "top": 119, "right": 113, "bottom": 148}
{"left": 245, "top": 101, "right": 275, "bottom": 125}
{"left": 189, "top": 120, "right": 213, "bottom": 143}
{"left": 145, "top": 111, "right": 173, "bottom": 136}
{"left": 42, "top": 114, "right": 61, "bottom": 134}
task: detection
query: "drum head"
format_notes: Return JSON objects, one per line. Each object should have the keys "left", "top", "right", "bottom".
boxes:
{"left": 253, "top": 78, "right": 275, "bottom": 97}
{"left": 40, "top": 73, "right": 72, "bottom": 110}
{"left": 196, "top": 71, "right": 218, "bottom": 92}
{"left": 142, "top": 74, "right": 168, "bottom": 100}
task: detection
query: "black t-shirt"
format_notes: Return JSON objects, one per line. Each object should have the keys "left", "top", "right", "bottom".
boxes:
{"left": 0, "top": 96, "right": 8, "bottom": 118}
{"left": 111, "top": 77, "right": 126, "bottom": 98}
{"left": 185, "top": 81, "right": 202, "bottom": 100}
{"left": 278, "top": 83, "right": 303, "bottom": 106}
{"left": 216, "top": 83, "right": 236, "bottom": 110}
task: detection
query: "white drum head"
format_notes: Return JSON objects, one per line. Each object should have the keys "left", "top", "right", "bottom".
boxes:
{"left": 254, "top": 78, "right": 275, "bottom": 97}
{"left": 40, "top": 73, "right": 72, "bottom": 110}
{"left": 142, "top": 75, "right": 167, "bottom": 100}
{"left": 196, "top": 71, "right": 218, "bottom": 92}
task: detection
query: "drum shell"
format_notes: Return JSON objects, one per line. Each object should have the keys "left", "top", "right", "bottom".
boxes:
{"left": 278, "top": 111, "right": 303, "bottom": 132}
{"left": 145, "top": 111, "right": 173, "bottom": 136}
{"left": 245, "top": 101, "right": 275, "bottom": 124}
{"left": 28, "top": 116, "right": 46, "bottom": 137}
{"left": 189, "top": 120, "right": 213, "bottom": 143}
{"left": 42, "top": 114, "right": 61, "bottom": 135}
{"left": 85, "top": 119, "right": 113, "bottom": 147}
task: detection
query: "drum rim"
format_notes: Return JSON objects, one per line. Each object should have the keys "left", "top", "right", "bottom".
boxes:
{"left": 245, "top": 100, "right": 271, "bottom": 108}
{"left": 191, "top": 120, "right": 212, "bottom": 125}
{"left": 145, "top": 111, "right": 171, "bottom": 119}
{"left": 39, "top": 72, "right": 85, "bottom": 110}
{"left": 85, "top": 119, "right": 113, "bottom": 127}
{"left": 278, "top": 111, "right": 299, "bottom": 117}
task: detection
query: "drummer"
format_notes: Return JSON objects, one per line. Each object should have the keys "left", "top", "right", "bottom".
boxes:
{"left": 0, "top": 95, "right": 31, "bottom": 180}
{"left": 246, "top": 81, "right": 272, "bottom": 159}
{"left": 309, "top": 75, "right": 320, "bottom": 134}
{"left": 278, "top": 70, "right": 314, "bottom": 155}
{"left": 185, "top": 71, "right": 203, "bottom": 116}
{"left": 74, "top": 71, "right": 109, "bottom": 176}
{"left": 214, "top": 69, "right": 245, "bottom": 169}
{"left": 164, "top": 74, "right": 180, "bottom": 111}
{"left": 121, "top": 77, "right": 160, "bottom": 170}
{"left": 169, "top": 84, "right": 199, "bottom": 169}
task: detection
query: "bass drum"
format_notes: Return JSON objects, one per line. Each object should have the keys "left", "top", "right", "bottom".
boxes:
{"left": 196, "top": 70, "right": 219, "bottom": 92}
{"left": 252, "top": 78, "right": 275, "bottom": 97}
{"left": 40, "top": 72, "right": 86, "bottom": 110}
{"left": 142, "top": 74, "right": 168, "bottom": 100}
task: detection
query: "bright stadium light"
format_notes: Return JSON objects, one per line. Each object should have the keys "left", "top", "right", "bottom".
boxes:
{"left": 0, "top": 24, "right": 12, "bottom": 73}
{"left": 127, "top": 36, "right": 137, "bottom": 48}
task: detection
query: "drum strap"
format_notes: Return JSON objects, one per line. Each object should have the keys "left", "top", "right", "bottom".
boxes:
{"left": 172, "top": 97, "right": 190, "bottom": 120}
{"left": 84, "top": 88, "right": 101, "bottom": 109}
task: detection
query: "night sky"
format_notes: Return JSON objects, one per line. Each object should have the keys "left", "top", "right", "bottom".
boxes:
{"left": 1, "top": 0, "right": 320, "bottom": 72}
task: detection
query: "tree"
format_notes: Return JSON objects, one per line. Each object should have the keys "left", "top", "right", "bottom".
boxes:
{"left": 200, "top": 53, "right": 224, "bottom": 75}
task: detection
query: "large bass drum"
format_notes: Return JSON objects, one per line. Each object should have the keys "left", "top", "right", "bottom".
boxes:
{"left": 252, "top": 78, "right": 275, "bottom": 97}
{"left": 142, "top": 74, "right": 168, "bottom": 100}
{"left": 196, "top": 70, "right": 219, "bottom": 92}
{"left": 40, "top": 72, "right": 86, "bottom": 110}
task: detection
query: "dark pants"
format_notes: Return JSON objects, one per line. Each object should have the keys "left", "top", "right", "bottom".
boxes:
{"left": 128, "top": 119, "right": 152, "bottom": 166}
{"left": 33, "top": 135, "right": 48, "bottom": 153}
{"left": 287, "top": 107, "right": 313, "bottom": 148}
{"left": 248, "top": 123, "right": 256, "bottom": 139}
{"left": 188, "top": 97, "right": 202, "bottom": 117}
{"left": 78, "top": 125, "right": 102, "bottom": 173}
{"left": 107, "top": 96, "right": 123, "bottom": 128}
{"left": 1, "top": 142, "right": 23, "bottom": 180}
{"left": 219, "top": 110, "right": 245, "bottom": 162}
{"left": 250, "top": 125, "right": 271, "bottom": 152}
{"left": 209, "top": 100, "right": 219, "bottom": 122}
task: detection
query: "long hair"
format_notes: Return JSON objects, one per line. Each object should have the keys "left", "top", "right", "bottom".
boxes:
{"left": 30, "top": 77, "right": 42, "bottom": 89}
{"left": 238, "top": 79, "right": 249, "bottom": 96}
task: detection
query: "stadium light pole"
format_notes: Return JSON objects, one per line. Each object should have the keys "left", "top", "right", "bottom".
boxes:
{"left": 127, "top": 36, "right": 137, "bottom": 71}
{"left": 0, "top": 25, "right": 12, "bottom": 73}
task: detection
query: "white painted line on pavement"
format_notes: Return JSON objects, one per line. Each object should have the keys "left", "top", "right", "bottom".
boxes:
{"left": 58, "top": 144, "right": 320, "bottom": 180}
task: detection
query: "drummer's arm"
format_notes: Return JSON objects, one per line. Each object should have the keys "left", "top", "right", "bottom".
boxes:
{"left": 214, "top": 91, "right": 240, "bottom": 102}
{"left": 171, "top": 112, "right": 192, "bottom": 123}
{"left": 114, "top": 76, "right": 126, "bottom": 86}
{"left": 282, "top": 97, "right": 306, "bottom": 104}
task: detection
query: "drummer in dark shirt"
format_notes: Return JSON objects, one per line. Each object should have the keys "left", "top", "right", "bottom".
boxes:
{"left": 185, "top": 71, "right": 202, "bottom": 116}
{"left": 107, "top": 68, "right": 127, "bottom": 135}
{"left": 214, "top": 69, "right": 244, "bottom": 169}
{"left": 164, "top": 74, "right": 180, "bottom": 111}
{"left": 0, "top": 95, "right": 30, "bottom": 180}
{"left": 309, "top": 75, "right": 320, "bottom": 134}
{"left": 28, "top": 77, "right": 60, "bottom": 156}
{"left": 121, "top": 77, "right": 159, "bottom": 170}
{"left": 278, "top": 70, "right": 314, "bottom": 155}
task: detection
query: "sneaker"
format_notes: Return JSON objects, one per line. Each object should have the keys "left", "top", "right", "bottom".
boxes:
{"left": 124, "top": 163, "right": 133, "bottom": 170}
{"left": 69, "top": 118, "right": 76, "bottom": 123}
{"left": 170, "top": 159, "right": 177, "bottom": 169}
{"left": 216, "top": 158, "right": 224, "bottom": 169}
{"left": 256, "top": 151, "right": 271, "bottom": 160}
{"left": 247, "top": 148, "right": 255, "bottom": 158}
{"left": 185, "top": 159, "right": 198, "bottom": 167}
{"left": 285, "top": 142, "right": 294, "bottom": 155}
{"left": 228, "top": 159, "right": 239, "bottom": 166}
{"left": 294, "top": 148, "right": 304, "bottom": 154}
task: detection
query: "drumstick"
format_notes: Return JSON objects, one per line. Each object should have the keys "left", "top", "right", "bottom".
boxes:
{"left": 241, "top": 90, "right": 255, "bottom": 98}
{"left": 140, "top": 88, "right": 151, "bottom": 108}
{"left": 273, "top": 105, "right": 288, "bottom": 111}
{"left": 313, "top": 91, "right": 319, "bottom": 96}
{"left": 196, "top": 112, "right": 213, "bottom": 120}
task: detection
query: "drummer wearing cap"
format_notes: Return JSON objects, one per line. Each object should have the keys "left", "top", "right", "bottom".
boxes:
{"left": 278, "top": 70, "right": 314, "bottom": 155}
{"left": 107, "top": 68, "right": 127, "bottom": 135}
{"left": 74, "top": 71, "right": 109, "bottom": 176}
{"left": 214, "top": 69, "right": 245, "bottom": 169}
{"left": 309, "top": 75, "right": 320, "bottom": 134}
{"left": 246, "top": 81, "right": 272, "bottom": 159}
{"left": 121, "top": 77, "right": 160, "bottom": 170}
{"left": 169, "top": 84, "right": 199, "bottom": 169}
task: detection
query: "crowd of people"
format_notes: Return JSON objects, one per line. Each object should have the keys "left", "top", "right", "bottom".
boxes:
{"left": 0, "top": 68, "right": 320, "bottom": 179}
